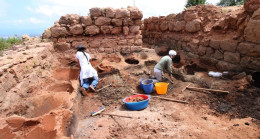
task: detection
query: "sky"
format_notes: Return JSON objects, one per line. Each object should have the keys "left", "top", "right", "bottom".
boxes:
{"left": 0, "top": 0, "right": 219, "bottom": 37}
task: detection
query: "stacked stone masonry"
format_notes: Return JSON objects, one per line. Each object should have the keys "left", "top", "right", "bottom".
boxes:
{"left": 48, "top": 7, "right": 143, "bottom": 54}
{"left": 142, "top": 2, "right": 260, "bottom": 72}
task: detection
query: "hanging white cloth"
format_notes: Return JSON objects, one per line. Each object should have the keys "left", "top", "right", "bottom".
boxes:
{"left": 76, "top": 51, "right": 98, "bottom": 86}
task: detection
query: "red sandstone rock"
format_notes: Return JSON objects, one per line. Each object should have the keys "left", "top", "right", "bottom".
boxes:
{"left": 95, "top": 17, "right": 111, "bottom": 26}
{"left": 129, "top": 26, "right": 140, "bottom": 34}
{"left": 123, "top": 26, "right": 129, "bottom": 35}
{"left": 115, "top": 9, "right": 130, "bottom": 19}
{"left": 160, "top": 21, "right": 169, "bottom": 31}
{"left": 111, "top": 27, "right": 122, "bottom": 34}
{"left": 198, "top": 46, "right": 207, "bottom": 56}
{"left": 185, "top": 19, "right": 201, "bottom": 33}
{"left": 131, "top": 46, "right": 142, "bottom": 52}
{"left": 100, "top": 25, "right": 113, "bottom": 34}
{"left": 54, "top": 42, "right": 71, "bottom": 51}
{"left": 50, "top": 27, "right": 69, "bottom": 38}
{"left": 85, "top": 25, "right": 100, "bottom": 35}
{"left": 80, "top": 16, "right": 93, "bottom": 26}
{"left": 111, "top": 19, "right": 123, "bottom": 26}
{"left": 69, "top": 24, "right": 83, "bottom": 35}
{"left": 210, "top": 39, "right": 221, "bottom": 49}
{"left": 169, "top": 22, "right": 175, "bottom": 31}
{"left": 219, "top": 40, "right": 238, "bottom": 52}
{"left": 130, "top": 8, "right": 143, "bottom": 19}
{"left": 214, "top": 50, "right": 224, "bottom": 60}
{"left": 105, "top": 8, "right": 116, "bottom": 18}
{"left": 184, "top": 11, "right": 198, "bottom": 21}
{"left": 134, "top": 39, "right": 142, "bottom": 46}
{"left": 6, "top": 116, "right": 25, "bottom": 131}
{"left": 134, "top": 19, "right": 142, "bottom": 26}
{"left": 166, "top": 14, "right": 176, "bottom": 21}
{"left": 89, "top": 39, "right": 101, "bottom": 48}
{"left": 224, "top": 52, "right": 240, "bottom": 64}
{"left": 59, "top": 14, "right": 80, "bottom": 25}
{"left": 244, "top": 8, "right": 260, "bottom": 44}
{"left": 174, "top": 21, "right": 186, "bottom": 31}
{"left": 90, "top": 8, "right": 102, "bottom": 17}
{"left": 237, "top": 42, "right": 260, "bottom": 57}
{"left": 244, "top": 0, "right": 260, "bottom": 13}
{"left": 123, "top": 18, "right": 134, "bottom": 26}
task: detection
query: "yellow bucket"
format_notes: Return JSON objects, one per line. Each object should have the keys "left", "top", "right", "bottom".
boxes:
{"left": 155, "top": 82, "right": 169, "bottom": 95}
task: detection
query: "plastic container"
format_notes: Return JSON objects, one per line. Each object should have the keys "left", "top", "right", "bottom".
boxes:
{"left": 142, "top": 79, "right": 154, "bottom": 94}
{"left": 155, "top": 82, "right": 169, "bottom": 95}
{"left": 139, "top": 78, "right": 145, "bottom": 89}
{"left": 123, "top": 94, "right": 151, "bottom": 110}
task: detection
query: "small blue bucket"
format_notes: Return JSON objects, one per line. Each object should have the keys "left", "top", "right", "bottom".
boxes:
{"left": 142, "top": 79, "right": 154, "bottom": 94}
{"left": 139, "top": 78, "right": 145, "bottom": 89}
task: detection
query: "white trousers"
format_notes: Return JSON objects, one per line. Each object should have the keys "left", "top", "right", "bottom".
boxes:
{"left": 154, "top": 68, "right": 164, "bottom": 81}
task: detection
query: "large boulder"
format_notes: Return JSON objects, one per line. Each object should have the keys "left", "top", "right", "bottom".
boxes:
{"left": 111, "top": 27, "right": 122, "bottom": 34}
{"left": 54, "top": 42, "right": 71, "bottom": 52}
{"left": 244, "top": 0, "right": 260, "bottom": 13}
{"left": 69, "top": 24, "right": 83, "bottom": 35}
{"left": 95, "top": 17, "right": 111, "bottom": 26}
{"left": 111, "top": 19, "right": 123, "bottom": 26}
{"left": 184, "top": 12, "right": 198, "bottom": 22}
{"left": 237, "top": 42, "right": 260, "bottom": 57}
{"left": 174, "top": 21, "right": 186, "bottom": 31}
{"left": 85, "top": 25, "right": 100, "bottom": 35}
{"left": 42, "top": 28, "right": 52, "bottom": 39}
{"left": 130, "top": 8, "right": 143, "bottom": 19}
{"left": 105, "top": 8, "right": 116, "bottom": 18}
{"left": 80, "top": 16, "right": 92, "bottom": 26}
{"left": 90, "top": 7, "right": 102, "bottom": 17}
{"left": 59, "top": 14, "right": 80, "bottom": 25}
{"left": 244, "top": 8, "right": 260, "bottom": 44}
{"left": 100, "top": 25, "right": 113, "bottom": 34}
{"left": 159, "top": 21, "right": 169, "bottom": 31}
{"left": 185, "top": 19, "right": 201, "bottom": 33}
{"left": 50, "top": 27, "right": 69, "bottom": 37}
{"left": 115, "top": 9, "right": 130, "bottom": 19}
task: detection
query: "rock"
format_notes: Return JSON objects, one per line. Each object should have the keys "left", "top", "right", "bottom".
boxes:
{"left": 111, "top": 19, "right": 123, "bottom": 26}
{"left": 174, "top": 21, "right": 186, "bottom": 31}
{"left": 220, "top": 40, "right": 238, "bottom": 52}
{"left": 198, "top": 46, "right": 207, "bottom": 56}
{"left": 72, "top": 41, "right": 88, "bottom": 48}
{"left": 129, "top": 26, "right": 140, "bottom": 34}
{"left": 134, "top": 19, "right": 142, "bottom": 25}
{"left": 224, "top": 52, "right": 240, "bottom": 64}
{"left": 247, "top": 59, "right": 260, "bottom": 70}
{"left": 89, "top": 39, "right": 101, "bottom": 48}
{"left": 130, "top": 9, "right": 143, "bottom": 19}
{"left": 232, "top": 72, "right": 247, "bottom": 80}
{"left": 168, "top": 22, "right": 175, "bottom": 31}
{"left": 42, "top": 28, "right": 52, "bottom": 39}
{"left": 95, "top": 17, "right": 111, "bottom": 26}
{"left": 214, "top": 50, "right": 223, "bottom": 60}
{"left": 185, "top": 19, "right": 201, "bottom": 33}
{"left": 111, "top": 27, "right": 122, "bottom": 34}
{"left": 240, "top": 56, "right": 251, "bottom": 68}
{"left": 131, "top": 46, "right": 142, "bottom": 52}
{"left": 85, "top": 25, "right": 100, "bottom": 35}
{"left": 100, "top": 25, "right": 113, "bottom": 34}
{"left": 54, "top": 42, "right": 71, "bottom": 51}
{"left": 1, "top": 73, "right": 17, "bottom": 92}
{"left": 123, "top": 18, "right": 134, "bottom": 26}
{"left": 200, "top": 38, "right": 210, "bottom": 47}
{"left": 22, "top": 35, "right": 31, "bottom": 41}
{"left": 216, "top": 61, "right": 242, "bottom": 72}
{"left": 160, "top": 21, "right": 169, "bottom": 31}
{"left": 6, "top": 116, "right": 25, "bottom": 131}
{"left": 237, "top": 42, "right": 260, "bottom": 57}
{"left": 115, "top": 9, "right": 130, "bottom": 19}
{"left": 90, "top": 7, "right": 102, "bottom": 17}
{"left": 184, "top": 11, "right": 198, "bottom": 21}
{"left": 210, "top": 39, "right": 221, "bottom": 49}
{"left": 59, "top": 14, "right": 80, "bottom": 25}
{"left": 105, "top": 8, "right": 116, "bottom": 18}
{"left": 69, "top": 24, "right": 83, "bottom": 35}
{"left": 121, "top": 46, "right": 131, "bottom": 54}
{"left": 50, "top": 27, "right": 69, "bottom": 38}
{"left": 123, "top": 26, "right": 129, "bottom": 35}
{"left": 244, "top": 0, "right": 260, "bottom": 13}
{"left": 166, "top": 14, "right": 176, "bottom": 21}
{"left": 200, "top": 56, "right": 218, "bottom": 66}
{"left": 134, "top": 39, "right": 142, "bottom": 46}
{"left": 244, "top": 8, "right": 260, "bottom": 44}
{"left": 80, "top": 16, "right": 92, "bottom": 26}
{"left": 101, "top": 39, "right": 117, "bottom": 48}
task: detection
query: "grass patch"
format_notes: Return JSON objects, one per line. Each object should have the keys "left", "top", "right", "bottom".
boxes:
{"left": 0, "top": 36, "right": 22, "bottom": 52}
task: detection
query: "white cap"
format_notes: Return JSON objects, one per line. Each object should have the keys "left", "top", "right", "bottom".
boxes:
{"left": 169, "top": 50, "right": 177, "bottom": 56}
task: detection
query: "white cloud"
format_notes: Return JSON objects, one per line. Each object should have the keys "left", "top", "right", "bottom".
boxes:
{"left": 3, "top": 19, "right": 24, "bottom": 24}
{"left": 29, "top": 17, "right": 43, "bottom": 24}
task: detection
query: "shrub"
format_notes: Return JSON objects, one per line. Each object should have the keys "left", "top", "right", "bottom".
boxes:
{"left": 0, "top": 36, "right": 21, "bottom": 51}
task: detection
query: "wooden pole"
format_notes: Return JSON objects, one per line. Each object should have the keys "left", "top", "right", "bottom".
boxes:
{"left": 186, "top": 87, "right": 229, "bottom": 94}
{"left": 102, "top": 113, "right": 133, "bottom": 118}
{"left": 152, "top": 96, "right": 189, "bottom": 104}
{"left": 97, "top": 84, "right": 112, "bottom": 92}
{"left": 181, "top": 83, "right": 192, "bottom": 93}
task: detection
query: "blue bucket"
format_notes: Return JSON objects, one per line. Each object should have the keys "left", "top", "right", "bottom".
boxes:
{"left": 139, "top": 78, "right": 145, "bottom": 89}
{"left": 142, "top": 79, "right": 154, "bottom": 94}
{"left": 123, "top": 94, "right": 151, "bottom": 110}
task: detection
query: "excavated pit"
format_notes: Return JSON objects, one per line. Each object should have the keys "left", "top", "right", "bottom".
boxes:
{"left": 125, "top": 58, "right": 139, "bottom": 64}
{"left": 252, "top": 72, "right": 260, "bottom": 88}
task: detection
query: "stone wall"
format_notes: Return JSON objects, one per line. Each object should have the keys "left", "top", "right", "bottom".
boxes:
{"left": 45, "top": 7, "right": 143, "bottom": 54}
{"left": 142, "top": 2, "right": 260, "bottom": 72}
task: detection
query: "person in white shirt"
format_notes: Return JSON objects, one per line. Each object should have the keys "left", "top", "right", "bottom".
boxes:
{"left": 76, "top": 46, "right": 99, "bottom": 95}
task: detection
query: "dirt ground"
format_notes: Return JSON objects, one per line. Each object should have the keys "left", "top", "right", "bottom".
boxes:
{"left": 0, "top": 39, "right": 259, "bottom": 138}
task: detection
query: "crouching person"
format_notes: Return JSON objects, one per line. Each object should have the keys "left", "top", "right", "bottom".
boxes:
{"left": 76, "top": 45, "right": 99, "bottom": 95}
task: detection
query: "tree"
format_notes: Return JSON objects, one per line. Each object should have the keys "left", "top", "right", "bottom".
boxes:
{"left": 185, "top": 0, "right": 206, "bottom": 8}
{"left": 217, "top": 0, "right": 246, "bottom": 6}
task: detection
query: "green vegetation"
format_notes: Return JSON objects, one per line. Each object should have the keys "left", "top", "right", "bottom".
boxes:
{"left": 185, "top": 0, "right": 206, "bottom": 8}
{"left": 0, "top": 36, "right": 21, "bottom": 52}
{"left": 217, "top": 0, "right": 246, "bottom": 6}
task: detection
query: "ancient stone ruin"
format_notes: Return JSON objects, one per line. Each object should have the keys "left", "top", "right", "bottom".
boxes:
{"left": 46, "top": 6, "right": 143, "bottom": 54}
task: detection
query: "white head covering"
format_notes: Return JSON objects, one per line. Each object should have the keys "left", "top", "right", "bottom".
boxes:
{"left": 169, "top": 50, "right": 177, "bottom": 56}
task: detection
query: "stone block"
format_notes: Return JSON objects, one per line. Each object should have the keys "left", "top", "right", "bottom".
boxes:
{"left": 185, "top": 19, "right": 201, "bottom": 33}
{"left": 95, "top": 17, "right": 111, "bottom": 26}
{"left": 237, "top": 42, "right": 260, "bottom": 57}
{"left": 224, "top": 52, "right": 240, "bottom": 64}
{"left": 54, "top": 42, "right": 71, "bottom": 52}
{"left": 80, "top": 16, "right": 92, "bottom": 26}
{"left": 214, "top": 50, "right": 223, "bottom": 60}
{"left": 85, "top": 25, "right": 100, "bottom": 35}
{"left": 69, "top": 24, "right": 83, "bottom": 35}
{"left": 210, "top": 39, "right": 221, "bottom": 49}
